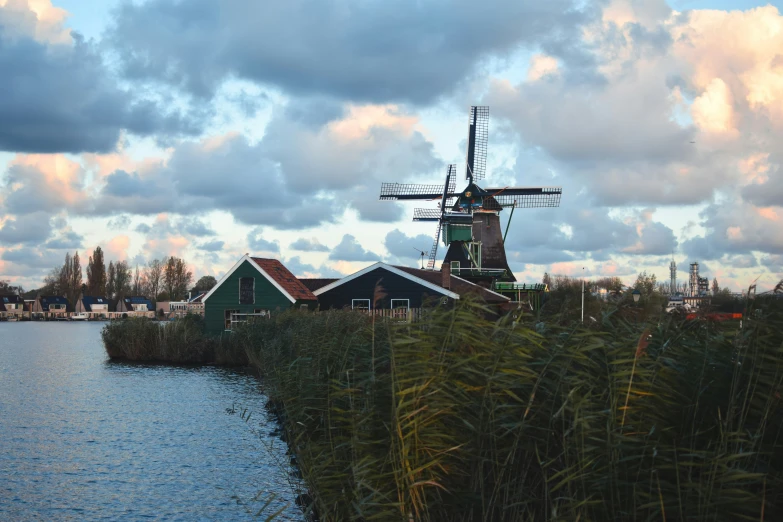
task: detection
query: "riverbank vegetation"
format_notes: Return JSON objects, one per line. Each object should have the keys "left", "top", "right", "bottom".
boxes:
{"left": 229, "top": 296, "right": 783, "bottom": 521}
{"left": 102, "top": 315, "right": 247, "bottom": 365}
{"left": 101, "top": 294, "right": 783, "bottom": 520}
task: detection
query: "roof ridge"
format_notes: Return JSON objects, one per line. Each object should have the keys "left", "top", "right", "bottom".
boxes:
{"left": 450, "top": 274, "right": 510, "bottom": 300}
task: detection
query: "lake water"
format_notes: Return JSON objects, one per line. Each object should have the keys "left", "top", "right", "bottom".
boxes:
{"left": 0, "top": 322, "right": 303, "bottom": 521}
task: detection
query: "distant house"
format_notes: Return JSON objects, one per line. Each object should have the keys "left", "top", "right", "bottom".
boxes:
{"left": 0, "top": 294, "right": 25, "bottom": 319}
{"left": 74, "top": 295, "right": 111, "bottom": 317}
{"left": 157, "top": 292, "right": 207, "bottom": 318}
{"left": 310, "top": 262, "right": 509, "bottom": 319}
{"left": 187, "top": 292, "right": 206, "bottom": 315}
{"left": 203, "top": 255, "right": 318, "bottom": 334}
{"left": 166, "top": 300, "right": 190, "bottom": 316}
{"left": 33, "top": 295, "right": 69, "bottom": 318}
{"left": 116, "top": 296, "right": 155, "bottom": 317}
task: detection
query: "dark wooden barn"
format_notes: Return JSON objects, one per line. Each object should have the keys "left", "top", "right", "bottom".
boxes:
{"left": 309, "top": 262, "right": 508, "bottom": 318}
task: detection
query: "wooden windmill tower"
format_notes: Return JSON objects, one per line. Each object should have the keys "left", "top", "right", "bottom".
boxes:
{"left": 379, "top": 106, "right": 562, "bottom": 288}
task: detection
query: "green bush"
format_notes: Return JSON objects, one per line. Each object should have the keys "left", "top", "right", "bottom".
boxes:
{"left": 234, "top": 299, "right": 783, "bottom": 521}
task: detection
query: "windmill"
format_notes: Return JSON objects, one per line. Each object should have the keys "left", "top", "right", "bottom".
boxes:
{"left": 379, "top": 106, "right": 562, "bottom": 287}
{"left": 412, "top": 247, "right": 427, "bottom": 270}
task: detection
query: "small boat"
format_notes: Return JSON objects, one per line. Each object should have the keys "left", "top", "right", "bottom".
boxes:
{"left": 71, "top": 313, "right": 89, "bottom": 321}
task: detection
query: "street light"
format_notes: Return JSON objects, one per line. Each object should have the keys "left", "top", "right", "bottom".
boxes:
{"left": 632, "top": 289, "right": 641, "bottom": 303}
{"left": 581, "top": 267, "right": 585, "bottom": 323}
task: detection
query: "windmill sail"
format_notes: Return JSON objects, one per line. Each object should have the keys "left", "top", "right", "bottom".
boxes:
{"left": 425, "top": 168, "right": 453, "bottom": 269}
{"left": 412, "top": 208, "right": 442, "bottom": 221}
{"left": 482, "top": 187, "right": 562, "bottom": 209}
{"left": 465, "top": 106, "right": 489, "bottom": 182}
{"left": 379, "top": 169, "right": 457, "bottom": 201}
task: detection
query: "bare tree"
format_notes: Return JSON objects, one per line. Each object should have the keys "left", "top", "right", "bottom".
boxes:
{"left": 145, "top": 258, "right": 164, "bottom": 301}
{"left": 594, "top": 277, "right": 624, "bottom": 293}
{"left": 173, "top": 258, "right": 193, "bottom": 300}
{"left": 0, "top": 280, "right": 24, "bottom": 295}
{"left": 164, "top": 256, "right": 177, "bottom": 299}
{"left": 133, "top": 265, "right": 141, "bottom": 295}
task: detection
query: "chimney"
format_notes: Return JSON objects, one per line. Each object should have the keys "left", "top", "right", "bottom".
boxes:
{"left": 442, "top": 263, "right": 451, "bottom": 290}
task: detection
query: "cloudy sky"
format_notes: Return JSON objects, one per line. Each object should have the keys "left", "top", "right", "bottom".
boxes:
{"left": 1, "top": 0, "right": 782, "bottom": 292}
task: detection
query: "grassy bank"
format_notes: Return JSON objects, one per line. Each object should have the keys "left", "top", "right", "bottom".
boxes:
{"left": 100, "top": 300, "right": 783, "bottom": 519}
{"left": 230, "top": 300, "right": 783, "bottom": 521}
{"left": 102, "top": 314, "right": 248, "bottom": 365}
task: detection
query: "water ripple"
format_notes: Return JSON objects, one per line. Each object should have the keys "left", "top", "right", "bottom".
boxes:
{"left": 0, "top": 322, "right": 303, "bottom": 521}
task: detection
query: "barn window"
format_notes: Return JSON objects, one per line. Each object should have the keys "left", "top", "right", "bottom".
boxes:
{"left": 352, "top": 299, "right": 370, "bottom": 311}
{"left": 391, "top": 299, "right": 409, "bottom": 320}
{"left": 225, "top": 309, "right": 239, "bottom": 330}
{"left": 239, "top": 277, "right": 255, "bottom": 304}
{"left": 450, "top": 261, "right": 460, "bottom": 272}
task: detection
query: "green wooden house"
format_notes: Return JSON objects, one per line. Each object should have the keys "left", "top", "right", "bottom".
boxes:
{"left": 202, "top": 255, "right": 318, "bottom": 335}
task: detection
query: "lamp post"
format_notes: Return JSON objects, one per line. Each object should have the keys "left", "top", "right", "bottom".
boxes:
{"left": 632, "top": 289, "right": 641, "bottom": 324}
{"left": 581, "top": 267, "right": 585, "bottom": 323}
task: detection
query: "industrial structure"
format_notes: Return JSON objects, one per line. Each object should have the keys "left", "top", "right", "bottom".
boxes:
{"left": 379, "top": 106, "right": 562, "bottom": 305}
{"left": 689, "top": 262, "right": 710, "bottom": 297}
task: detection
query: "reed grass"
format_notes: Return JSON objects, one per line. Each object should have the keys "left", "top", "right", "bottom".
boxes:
{"left": 232, "top": 298, "right": 783, "bottom": 521}
{"left": 102, "top": 314, "right": 248, "bottom": 365}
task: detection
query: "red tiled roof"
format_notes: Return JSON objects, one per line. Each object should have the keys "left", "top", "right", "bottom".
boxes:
{"left": 250, "top": 258, "right": 318, "bottom": 302}
{"left": 298, "top": 278, "right": 339, "bottom": 292}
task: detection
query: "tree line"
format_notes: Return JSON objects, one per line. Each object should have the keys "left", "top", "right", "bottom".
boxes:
{"left": 29, "top": 247, "right": 217, "bottom": 304}
{"left": 542, "top": 271, "right": 737, "bottom": 298}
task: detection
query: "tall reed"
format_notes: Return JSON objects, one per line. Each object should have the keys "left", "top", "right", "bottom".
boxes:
{"left": 235, "top": 298, "right": 783, "bottom": 521}
{"left": 102, "top": 315, "right": 248, "bottom": 365}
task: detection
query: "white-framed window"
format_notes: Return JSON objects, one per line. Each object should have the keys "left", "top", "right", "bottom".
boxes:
{"left": 225, "top": 309, "right": 239, "bottom": 330}
{"left": 300, "top": 304, "right": 309, "bottom": 310}
{"left": 450, "top": 261, "right": 460, "bottom": 272}
{"left": 352, "top": 299, "right": 370, "bottom": 311}
{"left": 391, "top": 299, "right": 410, "bottom": 320}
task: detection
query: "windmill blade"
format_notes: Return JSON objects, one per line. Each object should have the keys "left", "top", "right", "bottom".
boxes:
{"left": 426, "top": 222, "right": 442, "bottom": 270}
{"left": 483, "top": 188, "right": 562, "bottom": 210}
{"left": 380, "top": 182, "right": 459, "bottom": 200}
{"left": 412, "top": 208, "right": 441, "bottom": 221}
{"left": 465, "top": 106, "right": 489, "bottom": 181}
{"left": 441, "top": 166, "right": 453, "bottom": 216}
{"left": 446, "top": 164, "right": 457, "bottom": 193}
